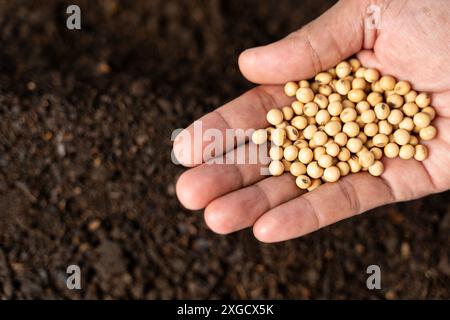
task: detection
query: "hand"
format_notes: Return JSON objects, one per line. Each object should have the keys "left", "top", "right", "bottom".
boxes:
{"left": 173, "top": 0, "right": 450, "bottom": 242}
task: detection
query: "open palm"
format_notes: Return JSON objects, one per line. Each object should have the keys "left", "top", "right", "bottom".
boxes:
{"left": 173, "top": 0, "right": 450, "bottom": 242}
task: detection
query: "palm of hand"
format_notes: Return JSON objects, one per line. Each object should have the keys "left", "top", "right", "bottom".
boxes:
{"left": 174, "top": 0, "right": 450, "bottom": 242}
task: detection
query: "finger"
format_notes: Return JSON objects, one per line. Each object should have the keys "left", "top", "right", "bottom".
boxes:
{"left": 176, "top": 142, "right": 270, "bottom": 210}
{"left": 238, "top": 0, "right": 366, "bottom": 84}
{"left": 204, "top": 173, "right": 304, "bottom": 234}
{"left": 253, "top": 172, "right": 395, "bottom": 243}
{"left": 172, "top": 85, "right": 294, "bottom": 167}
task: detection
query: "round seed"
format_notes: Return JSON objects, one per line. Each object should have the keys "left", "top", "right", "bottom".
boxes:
{"left": 414, "top": 144, "right": 428, "bottom": 161}
{"left": 393, "top": 129, "right": 410, "bottom": 146}
{"left": 335, "top": 79, "right": 351, "bottom": 95}
{"left": 399, "top": 117, "right": 414, "bottom": 131}
{"left": 290, "top": 161, "right": 307, "bottom": 176}
{"left": 337, "top": 161, "right": 350, "bottom": 176}
{"left": 404, "top": 90, "right": 418, "bottom": 103}
{"left": 356, "top": 101, "right": 371, "bottom": 114}
{"left": 336, "top": 61, "right": 352, "bottom": 78}
{"left": 324, "top": 120, "right": 342, "bottom": 136}
{"left": 378, "top": 120, "right": 393, "bottom": 135}
{"left": 334, "top": 132, "right": 348, "bottom": 147}
{"left": 347, "top": 89, "right": 366, "bottom": 103}
{"left": 269, "top": 146, "right": 283, "bottom": 160}
{"left": 293, "top": 139, "right": 308, "bottom": 149}
{"left": 282, "top": 106, "right": 294, "bottom": 121}
{"left": 271, "top": 128, "right": 286, "bottom": 146}
{"left": 394, "top": 80, "right": 411, "bottom": 95}
{"left": 267, "top": 108, "right": 284, "bottom": 125}
{"left": 374, "top": 103, "right": 390, "bottom": 120}
{"left": 276, "top": 120, "right": 288, "bottom": 129}
{"left": 303, "top": 124, "right": 318, "bottom": 140}
{"left": 413, "top": 112, "right": 431, "bottom": 128}
{"left": 415, "top": 92, "right": 430, "bottom": 108}
{"left": 347, "top": 138, "right": 363, "bottom": 153}
{"left": 373, "top": 134, "right": 389, "bottom": 147}
{"left": 291, "top": 101, "right": 304, "bottom": 115}
{"left": 343, "top": 122, "right": 360, "bottom": 137}
{"left": 323, "top": 166, "right": 341, "bottom": 182}
{"left": 307, "top": 178, "right": 322, "bottom": 191}
{"left": 326, "top": 142, "right": 340, "bottom": 157}
{"left": 387, "top": 109, "right": 404, "bottom": 125}
{"left": 315, "top": 109, "right": 331, "bottom": 125}
{"left": 313, "top": 146, "right": 326, "bottom": 161}
{"left": 361, "top": 110, "right": 376, "bottom": 123}
{"left": 352, "top": 78, "right": 367, "bottom": 90}
{"left": 283, "top": 145, "right": 299, "bottom": 161}
{"left": 298, "top": 147, "right": 314, "bottom": 164}
{"left": 328, "top": 101, "right": 343, "bottom": 116}
{"left": 349, "top": 58, "right": 361, "bottom": 72}
{"left": 304, "top": 102, "right": 319, "bottom": 117}
{"left": 314, "top": 94, "right": 329, "bottom": 109}
{"left": 299, "top": 80, "right": 310, "bottom": 88}
{"left": 296, "top": 87, "right": 315, "bottom": 103}
{"left": 419, "top": 126, "right": 437, "bottom": 140}
{"left": 386, "top": 94, "right": 404, "bottom": 108}
{"left": 282, "top": 159, "right": 292, "bottom": 172}
{"left": 285, "top": 125, "right": 300, "bottom": 141}
{"left": 252, "top": 129, "right": 268, "bottom": 145}
{"left": 384, "top": 143, "right": 399, "bottom": 158}
{"left": 358, "top": 150, "right": 375, "bottom": 168}
{"left": 291, "top": 116, "right": 308, "bottom": 130}
{"left": 318, "top": 154, "right": 333, "bottom": 168}
{"left": 338, "top": 147, "right": 351, "bottom": 161}
{"left": 296, "top": 175, "right": 312, "bottom": 189}
{"left": 368, "top": 160, "right": 384, "bottom": 176}
{"left": 379, "top": 75, "right": 396, "bottom": 91}
{"left": 364, "top": 123, "right": 378, "bottom": 137}
{"left": 313, "top": 131, "right": 328, "bottom": 146}
{"left": 318, "top": 84, "right": 333, "bottom": 96}
{"left": 269, "top": 160, "right": 284, "bottom": 176}
{"left": 370, "top": 147, "right": 383, "bottom": 160}
{"left": 315, "top": 72, "right": 333, "bottom": 84}
{"left": 399, "top": 144, "right": 415, "bottom": 160}
{"left": 340, "top": 107, "right": 357, "bottom": 123}
{"left": 421, "top": 106, "right": 436, "bottom": 121}
{"left": 402, "top": 102, "right": 419, "bottom": 117}
{"left": 409, "top": 135, "right": 419, "bottom": 146}
{"left": 364, "top": 68, "right": 380, "bottom": 83}
{"left": 306, "top": 161, "right": 324, "bottom": 179}
{"left": 348, "top": 156, "right": 362, "bottom": 173}
{"left": 284, "top": 81, "right": 299, "bottom": 97}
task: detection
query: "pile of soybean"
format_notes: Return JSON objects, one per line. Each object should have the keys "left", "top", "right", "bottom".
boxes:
{"left": 251, "top": 58, "right": 437, "bottom": 191}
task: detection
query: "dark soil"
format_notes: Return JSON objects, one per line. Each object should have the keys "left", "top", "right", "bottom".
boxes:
{"left": 0, "top": 0, "right": 449, "bottom": 299}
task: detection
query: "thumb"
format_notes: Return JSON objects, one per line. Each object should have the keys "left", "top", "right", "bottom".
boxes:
{"left": 238, "top": 0, "right": 368, "bottom": 84}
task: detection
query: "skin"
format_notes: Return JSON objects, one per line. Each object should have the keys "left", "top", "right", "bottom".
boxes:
{"left": 173, "top": 0, "right": 450, "bottom": 242}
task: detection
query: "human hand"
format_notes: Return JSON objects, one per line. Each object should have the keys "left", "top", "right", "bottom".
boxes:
{"left": 173, "top": 0, "right": 450, "bottom": 242}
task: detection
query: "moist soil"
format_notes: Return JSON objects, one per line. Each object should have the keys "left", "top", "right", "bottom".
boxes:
{"left": 0, "top": 0, "right": 449, "bottom": 299}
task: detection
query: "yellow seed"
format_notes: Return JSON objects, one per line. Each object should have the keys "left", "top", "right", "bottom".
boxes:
{"left": 399, "top": 144, "right": 415, "bottom": 160}
{"left": 290, "top": 161, "right": 307, "bottom": 176}
{"left": 282, "top": 106, "right": 294, "bottom": 120}
{"left": 326, "top": 142, "right": 340, "bottom": 157}
{"left": 285, "top": 125, "right": 300, "bottom": 141}
{"left": 284, "top": 81, "right": 299, "bottom": 97}
{"left": 384, "top": 142, "right": 400, "bottom": 158}
{"left": 371, "top": 80, "right": 383, "bottom": 93}
{"left": 303, "top": 124, "right": 318, "bottom": 140}
{"left": 337, "top": 161, "right": 350, "bottom": 176}
{"left": 291, "top": 101, "right": 304, "bottom": 115}
{"left": 327, "top": 101, "right": 343, "bottom": 117}
{"left": 269, "top": 146, "right": 283, "bottom": 160}
{"left": 354, "top": 67, "right": 366, "bottom": 78}
{"left": 282, "top": 159, "right": 291, "bottom": 172}
{"left": 386, "top": 94, "right": 404, "bottom": 108}
{"left": 415, "top": 92, "right": 430, "bottom": 108}
{"left": 338, "top": 147, "right": 351, "bottom": 161}
{"left": 313, "top": 146, "right": 327, "bottom": 161}
{"left": 349, "top": 58, "right": 361, "bottom": 72}
{"left": 387, "top": 109, "right": 404, "bottom": 125}
{"left": 313, "top": 131, "right": 328, "bottom": 146}
{"left": 282, "top": 139, "right": 292, "bottom": 148}
{"left": 271, "top": 128, "right": 286, "bottom": 146}
{"left": 291, "top": 116, "right": 308, "bottom": 130}
{"left": 378, "top": 120, "right": 393, "bottom": 135}
{"left": 394, "top": 80, "right": 411, "bottom": 95}
{"left": 324, "top": 120, "right": 342, "bottom": 137}
{"left": 358, "top": 150, "right": 375, "bottom": 168}
{"left": 404, "top": 90, "right": 418, "bottom": 103}
{"left": 374, "top": 103, "right": 390, "bottom": 120}
{"left": 342, "top": 99, "right": 356, "bottom": 109}
{"left": 293, "top": 139, "right": 308, "bottom": 149}
{"left": 314, "top": 94, "right": 329, "bottom": 109}
{"left": 251, "top": 129, "right": 268, "bottom": 145}
{"left": 364, "top": 123, "right": 378, "bottom": 137}
{"left": 368, "top": 160, "right": 384, "bottom": 176}
{"left": 364, "top": 68, "right": 380, "bottom": 83}
{"left": 304, "top": 102, "right": 319, "bottom": 117}
{"left": 409, "top": 135, "right": 419, "bottom": 146}
{"left": 393, "top": 129, "right": 410, "bottom": 146}
{"left": 269, "top": 160, "right": 284, "bottom": 176}
{"left": 336, "top": 61, "right": 352, "bottom": 78}
{"left": 298, "top": 147, "right": 314, "bottom": 164}
{"left": 414, "top": 144, "right": 428, "bottom": 161}
{"left": 307, "top": 178, "right": 322, "bottom": 191}
{"left": 296, "top": 87, "right": 315, "bottom": 103}
{"left": 335, "top": 79, "right": 351, "bottom": 95}
{"left": 334, "top": 132, "right": 348, "bottom": 147}
{"left": 347, "top": 137, "right": 363, "bottom": 153}
{"left": 421, "top": 106, "right": 436, "bottom": 121}
{"left": 296, "top": 175, "right": 312, "bottom": 189}
{"left": 370, "top": 147, "right": 383, "bottom": 160}
{"left": 367, "top": 92, "right": 383, "bottom": 107}
{"left": 276, "top": 121, "right": 288, "bottom": 129}
{"left": 413, "top": 112, "right": 431, "bottom": 128}
{"left": 419, "top": 126, "right": 437, "bottom": 141}
{"left": 323, "top": 166, "right": 341, "bottom": 182}
{"left": 315, "top": 109, "right": 331, "bottom": 125}
{"left": 306, "top": 161, "right": 324, "bottom": 179}
{"left": 399, "top": 117, "right": 414, "bottom": 131}
{"left": 361, "top": 110, "right": 376, "bottom": 123}
{"left": 347, "top": 89, "right": 366, "bottom": 103}
{"left": 343, "top": 122, "right": 360, "bottom": 138}
{"left": 318, "top": 154, "right": 333, "bottom": 168}
{"left": 283, "top": 145, "right": 299, "bottom": 161}
{"left": 315, "top": 72, "right": 333, "bottom": 84}
{"left": 352, "top": 78, "right": 367, "bottom": 90}
{"left": 373, "top": 133, "right": 389, "bottom": 147}
{"left": 267, "top": 108, "right": 284, "bottom": 125}
{"left": 328, "top": 93, "right": 342, "bottom": 103}
{"left": 356, "top": 101, "right": 370, "bottom": 114}
{"left": 379, "top": 75, "right": 396, "bottom": 91}
{"left": 348, "top": 156, "right": 362, "bottom": 173}
{"left": 299, "top": 80, "right": 310, "bottom": 88}
{"left": 318, "top": 84, "right": 333, "bottom": 96}
{"left": 340, "top": 107, "right": 357, "bottom": 123}
{"left": 402, "top": 102, "right": 419, "bottom": 117}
